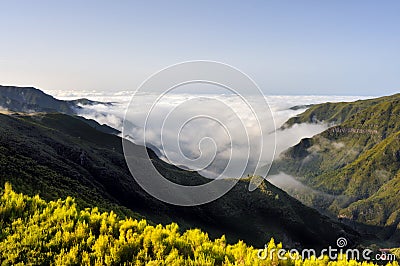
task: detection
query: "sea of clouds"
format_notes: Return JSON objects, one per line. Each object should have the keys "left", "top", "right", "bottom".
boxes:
{"left": 47, "top": 89, "right": 368, "bottom": 180}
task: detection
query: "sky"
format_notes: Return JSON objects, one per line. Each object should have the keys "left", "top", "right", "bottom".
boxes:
{"left": 1, "top": 0, "right": 400, "bottom": 96}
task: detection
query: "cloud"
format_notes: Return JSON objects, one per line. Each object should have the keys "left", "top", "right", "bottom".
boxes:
{"left": 332, "top": 141, "right": 345, "bottom": 149}
{"left": 75, "top": 102, "right": 126, "bottom": 130}
{"left": 49, "top": 90, "right": 366, "bottom": 178}
{"left": 267, "top": 172, "right": 350, "bottom": 207}
{"left": 267, "top": 172, "right": 316, "bottom": 192}
{"left": 274, "top": 123, "right": 327, "bottom": 157}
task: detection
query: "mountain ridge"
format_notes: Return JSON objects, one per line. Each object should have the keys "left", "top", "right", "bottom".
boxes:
{"left": 0, "top": 85, "right": 113, "bottom": 114}
{"left": 273, "top": 93, "right": 400, "bottom": 245}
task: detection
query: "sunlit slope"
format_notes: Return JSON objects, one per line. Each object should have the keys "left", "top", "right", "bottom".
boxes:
{"left": 0, "top": 184, "right": 388, "bottom": 266}
{"left": 274, "top": 95, "right": 400, "bottom": 242}
{"left": 283, "top": 93, "right": 400, "bottom": 127}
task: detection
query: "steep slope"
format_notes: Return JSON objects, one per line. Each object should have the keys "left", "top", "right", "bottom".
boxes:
{"left": 0, "top": 112, "right": 357, "bottom": 248}
{"left": 339, "top": 171, "right": 400, "bottom": 240}
{"left": 274, "top": 95, "right": 400, "bottom": 243}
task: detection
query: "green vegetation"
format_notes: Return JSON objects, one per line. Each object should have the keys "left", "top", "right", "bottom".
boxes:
{"left": 283, "top": 93, "right": 400, "bottom": 128}
{"left": 274, "top": 95, "right": 400, "bottom": 244}
{"left": 1, "top": 183, "right": 397, "bottom": 265}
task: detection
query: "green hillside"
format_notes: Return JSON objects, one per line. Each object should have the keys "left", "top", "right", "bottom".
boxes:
{"left": 0, "top": 184, "right": 396, "bottom": 265}
{"left": 274, "top": 94, "right": 400, "bottom": 244}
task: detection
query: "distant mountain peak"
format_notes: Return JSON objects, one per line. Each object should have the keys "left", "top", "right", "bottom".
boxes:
{"left": 0, "top": 85, "right": 112, "bottom": 114}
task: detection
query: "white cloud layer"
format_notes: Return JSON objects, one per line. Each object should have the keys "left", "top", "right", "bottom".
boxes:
{"left": 49, "top": 90, "right": 367, "bottom": 178}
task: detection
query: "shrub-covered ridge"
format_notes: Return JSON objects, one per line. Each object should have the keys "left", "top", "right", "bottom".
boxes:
{"left": 0, "top": 183, "right": 397, "bottom": 265}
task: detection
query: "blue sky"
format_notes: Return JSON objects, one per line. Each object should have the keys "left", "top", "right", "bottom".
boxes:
{"left": 1, "top": 0, "right": 399, "bottom": 95}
